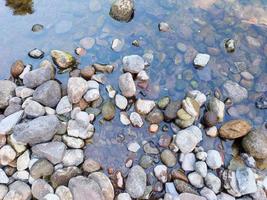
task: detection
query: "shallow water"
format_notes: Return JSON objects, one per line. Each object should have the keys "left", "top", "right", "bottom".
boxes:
{"left": 0, "top": 0, "right": 266, "bottom": 171}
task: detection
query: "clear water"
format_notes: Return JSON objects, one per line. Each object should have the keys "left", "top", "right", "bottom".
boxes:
{"left": 0, "top": 0, "right": 266, "bottom": 174}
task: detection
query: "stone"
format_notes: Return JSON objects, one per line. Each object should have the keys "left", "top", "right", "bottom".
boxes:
{"left": 67, "top": 77, "right": 88, "bottom": 104}
{"left": 32, "top": 141, "right": 66, "bottom": 164}
{"left": 182, "top": 97, "right": 200, "bottom": 118}
{"left": 174, "top": 179, "right": 198, "bottom": 195}
{"left": 0, "top": 185, "right": 8, "bottom": 199}
{"left": 139, "top": 155, "right": 153, "bottom": 169}
{"left": 8, "top": 181, "right": 31, "bottom": 200}
{"left": 102, "top": 101, "right": 115, "bottom": 121}
{"left": 117, "top": 193, "right": 132, "bottom": 200}
{"left": 149, "top": 124, "right": 159, "bottom": 133}
{"left": 188, "top": 172, "right": 204, "bottom": 188}
{"left": 51, "top": 50, "right": 76, "bottom": 69}
{"left": 92, "top": 74, "right": 106, "bottom": 84}
{"left": 51, "top": 167, "right": 81, "bottom": 188}
{"left": 205, "top": 173, "right": 221, "bottom": 194}
{"left": 193, "top": 53, "right": 210, "bottom": 68}
{"left": 137, "top": 70, "right": 149, "bottom": 81}
{"left": 158, "top": 97, "right": 170, "bottom": 109}
{"left": 154, "top": 165, "right": 168, "bottom": 183}
{"left": 23, "top": 66, "right": 54, "bottom": 89}
{"left": 17, "top": 150, "right": 30, "bottom": 171}
{"left": 83, "top": 159, "right": 101, "bottom": 173}
{"left": 126, "top": 165, "right": 146, "bottom": 198}
{"left": 3, "top": 190, "right": 23, "bottom": 200}
{"left": 123, "top": 55, "right": 145, "bottom": 74}
{"left": 88, "top": 172, "right": 114, "bottom": 200}
{"left": 187, "top": 90, "right": 207, "bottom": 106}
{"left": 80, "top": 37, "right": 95, "bottom": 49}
{"left": 68, "top": 176, "right": 105, "bottom": 200}
{"left": 18, "top": 87, "right": 34, "bottom": 99}
{"left": 195, "top": 161, "right": 207, "bottom": 177}
{"left": 0, "top": 145, "right": 16, "bottom": 166}
{"left": 109, "top": 0, "right": 134, "bottom": 22}
{"left": 130, "top": 112, "right": 143, "bottom": 127}
{"left": 222, "top": 81, "right": 248, "bottom": 103}
{"left": 181, "top": 153, "right": 196, "bottom": 171}
{"left": 0, "top": 80, "right": 16, "bottom": 109}
{"left": 225, "top": 39, "right": 235, "bottom": 53}
{"left": 127, "top": 142, "right": 140, "bottom": 153}
{"left": 200, "top": 187, "right": 217, "bottom": 200}
{"left": 206, "top": 126, "right": 218, "bottom": 137}
{"left": 81, "top": 66, "right": 95, "bottom": 80}
{"left": 24, "top": 100, "right": 45, "bottom": 118}
{"left": 55, "top": 186, "right": 73, "bottom": 200}
{"left": 175, "top": 126, "right": 202, "bottom": 153}
{"left": 62, "top": 135, "right": 84, "bottom": 149}
{"left": 143, "top": 142, "right": 159, "bottom": 154}
{"left": 242, "top": 129, "right": 267, "bottom": 159}
{"left": 67, "top": 120, "right": 94, "bottom": 139}
{"left": 119, "top": 73, "right": 136, "bottom": 97}
{"left": 179, "top": 193, "right": 206, "bottom": 200}
{"left": 112, "top": 39, "right": 124, "bottom": 52}
{"left": 62, "top": 149, "right": 84, "bottom": 167}
{"left": 12, "top": 170, "right": 29, "bottom": 181}
{"left": 4, "top": 104, "right": 22, "bottom": 117}
{"left": 28, "top": 48, "right": 44, "bottom": 59}
{"left": 0, "top": 169, "right": 9, "bottom": 184}
{"left": 135, "top": 99, "right": 155, "bottom": 115}
{"left": 217, "top": 192, "right": 235, "bottom": 200}
{"left": 13, "top": 115, "right": 60, "bottom": 145}
{"left": 120, "top": 112, "right": 131, "bottom": 125}
{"left": 19, "top": 64, "right": 31, "bottom": 79}
{"left": 0, "top": 110, "right": 23, "bottom": 135}
{"left": 235, "top": 168, "right": 257, "bottom": 195}
{"left": 203, "top": 111, "right": 218, "bottom": 127}
{"left": 158, "top": 22, "right": 171, "bottom": 32}
{"left": 84, "top": 89, "right": 100, "bottom": 102}
{"left": 146, "top": 108, "right": 164, "bottom": 124}
{"left": 30, "top": 159, "right": 54, "bottom": 179}
{"left": 206, "top": 151, "right": 223, "bottom": 171}
{"left": 164, "top": 100, "right": 181, "bottom": 121}
{"left": 160, "top": 149, "right": 177, "bottom": 167}
{"left": 33, "top": 80, "right": 61, "bottom": 108}
{"left": 208, "top": 98, "right": 225, "bottom": 122}
{"left": 219, "top": 120, "right": 251, "bottom": 139}
{"left": 56, "top": 96, "right": 72, "bottom": 115}
{"left": 92, "top": 64, "right": 114, "bottom": 73}
{"left": 31, "top": 179, "right": 53, "bottom": 199}
{"left": 42, "top": 194, "right": 60, "bottom": 200}
{"left": 32, "top": 24, "right": 44, "bottom": 32}
{"left": 11, "top": 60, "right": 24, "bottom": 78}
{"left": 115, "top": 94, "right": 128, "bottom": 110}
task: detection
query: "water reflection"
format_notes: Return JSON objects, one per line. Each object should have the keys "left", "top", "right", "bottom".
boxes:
{"left": 6, "top": 0, "right": 33, "bottom": 15}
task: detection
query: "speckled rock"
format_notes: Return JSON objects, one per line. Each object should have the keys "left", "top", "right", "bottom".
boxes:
{"left": 219, "top": 120, "right": 251, "bottom": 139}
{"left": 110, "top": 0, "right": 134, "bottom": 22}
{"left": 51, "top": 50, "right": 76, "bottom": 69}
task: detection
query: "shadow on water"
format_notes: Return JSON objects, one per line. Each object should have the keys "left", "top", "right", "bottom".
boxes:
{"left": 5, "top": 0, "right": 33, "bottom": 15}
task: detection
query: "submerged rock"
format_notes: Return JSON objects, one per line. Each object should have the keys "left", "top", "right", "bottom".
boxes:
{"left": 219, "top": 120, "right": 251, "bottom": 139}
{"left": 222, "top": 80, "right": 248, "bottom": 103}
{"left": 11, "top": 60, "right": 24, "bottom": 78}
{"left": 110, "top": 0, "right": 134, "bottom": 22}
{"left": 193, "top": 53, "right": 210, "bottom": 68}
{"left": 51, "top": 50, "right": 76, "bottom": 69}
{"left": 67, "top": 77, "right": 88, "bottom": 104}
{"left": 135, "top": 99, "right": 155, "bottom": 115}
{"left": 102, "top": 101, "right": 115, "bottom": 121}
{"left": 123, "top": 55, "right": 145, "bottom": 74}
{"left": 225, "top": 39, "right": 235, "bottom": 53}
{"left": 119, "top": 73, "right": 136, "bottom": 97}
{"left": 28, "top": 48, "right": 44, "bottom": 59}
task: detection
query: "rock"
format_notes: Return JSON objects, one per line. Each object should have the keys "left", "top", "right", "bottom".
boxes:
{"left": 222, "top": 81, "right": 248, "bottom": 103}
{"left": 179, "top": 193, "right": 206, "bottom": 200}
{"left": 0, "top": 169, "right": 9, "bottom": 184}
{"left": 203, "top": 111, "right": 218, "bottom": 127}
{"left": 115, "top": 94, "right": 128, "bottom": 110}
{"left": 206, "top": 126, "right": 218, "bottom": 137}
{"left": 242, "top": 129, "right": 267, "bottom": 159}
{"left": 68, "top": 176, "right": 105, "bottom": 200}
{"left": 175, "top": 109, "right": 195, "bottom": 129}
{"left": 219, "top": 120, "right": 251, "bottom": 139}
{"left": 31, "top": 179, "right": 53, "bottom": 199}
{"left": 88, "top": 172, "right": 114, "bottom": 200}
{"left": 81, "top": 66, "right": 95, "bottom": 80}
{"left": 4, "top": 103, "right": 22, "bottom": 117}
{"left": 80, "top": 37, "right": 95, "bottom": 49}
{"left": 120, "top": 112, "right": 131, "bottom": 125}
{"left": 193, "top": 53, "right": 210, "bottom": 68}
{"left": 51, "top": 50, "right": 76, "bottom": 69}
{"left": 205, "top": 173, "right": 221, "bottom": 194}
{"left": 188, "top": 172, "right": 204, "bottom": 188}
{"left": 182, "top": 97, "right": 200, "bottom": 118}
{"left": 32, "top": 141, "right": 66, "bottom": 164}
{"left": 158, "top": 97, "right": 170, "bottom": 109}
{"left": 225, "top": 39, "right": 235, "bottom": 53}
{"left": 112, "top": 38, "right": 124, "bottom": 52}
{"left": 84, "top": 89, "right": 100, "bottom": 102}
{"left": 222, "top": 170, "right": 242, "bottom": 197}
{"left": 200, "top": 187, "right": 217, "bottom": 200}
{"left": 160, "top": 149, "right": 177, "bottom": 167}
{"left": 11, "top": 60, "right": 24, "bottom": 78}
{"left": 17, "top": 150, "right": 30, "bottom": 171}
{"left": 130, "top": 112, "right": 143, "bottom": 127}
{"left": 135, "top": 99, "right": 155, "bottom": 115}
{"left": 0, "top": 145, "right": 16, "bottom": 166}
{"left": 102, "top": 101, "right": 115, "bottom": 121}
{"left": 154, "top": 165, "right": 168, "bottom": 183}
{"left": 0, "top": 80, "right": 16, "bottom": 109}
{"left": 42, "top": 193, "right": 60, "bottom": 200}
{"left": 55, "top": 186, "right": 73, "bottom": 200}
{"left": 24, "top": 100, "right": 45, "bottom": 118}
{"left": 206, "top": 150, "right": 223, "bottom": 169}
{"left": 83, "top": 159, "right": 101, "bottom": 173}
{"left": 0, "top": 185, "right": 8, "bottom": 199}
{"left": 126, "top": 165, "right": 146, "bottom": 198}
{"left": 28, "top": 48, "right": 44, "bottom": 59}
{"left": 68, "top": 77, "right": 88, "bottom": 104}
{"left": 137, "top": 70, "right": 149, "bottom": 81}
{"left": 195, "top": 161, "right": 207, "bottom": 177}
{"left": 67, "top": 120, "right": 94, "bottom": 139}
{"left": 0, "top": 110, "right": 23, "bottom": 135}
{"left": 235, "top": 168, "right": 257, "bottom": 195}
{"left": 143, "top": 142, "right": 159, "bottom": 154}
{"left": 174, "top": 179, "right": 198, "bottom": 195}
{"left": 13, "top": 115, "right": 59, "bottom": 145}
{"left": 158, "top": 22, "right": 170, "bottom": 32}
{"left": 93, "top": 63, "right": 114, "bottom": 73}
{"left": 23, "top": 66, "right": 54, "bottom": 89}
{"left": 217, "top": 192, "right": 235, "bottom": 200}
{"left": 62, "top": 149, "right": 84, "bottom": 167}
{"left": 62, "top": 135, "right": 84, "bottom": 149}
{"left": 139, "top": 155, "right": 153, "bottom": 169}
{"left": 146, "top": 108, "right": 164, "bottom": 124}
{"left": 33, "top": 80, "right": 61, "bottom": 108}
{"left": 164, "top": 100, "right": 181, "bottom": 121}
{"left": 51, "top": 167, "right": 81, "bottom": 188}
{"left": 119, "top": 73, "right": 136, "bottom": 97}
{"left": 175, "top": 126, "right": 202, "bottom": 153}
{"left": 208, "top": 98, "right": 225, "bottom": 122}
{"left": 255, "top": 74, "right": 267, "bottom": 92}
{"left": 109, "top": 0, "right": 134, "bottom": 22}
{"left": 117, "top": 193, "right": 132, "bottom": 200}
{"left": 30, "top": 159, "right": 54, "bottom": 179}
{"left": 181, "top": 153, "right": 196, "bottom": 171}
{"left": 12, "top": 170, "right": 29, "bottom": 181}
{"left": 56, "top": 96, "right": 72, "bottom": 115}
{"left": 8, "top": 181, "right": 31, "bottom": 200}
{"left": 187, "top": 90, "right": 207, "bottom": 107}
{"left": 32, "top": 24, "right": 44, "bottom": 32}
{"left": 122, "top": 55, "right": 145, "bottom": 74}
{"left": 127, "top": 142, "right": 140, "bottom": 153}
{"left": 16, "top": 87, "right": 34, "bottom": 99}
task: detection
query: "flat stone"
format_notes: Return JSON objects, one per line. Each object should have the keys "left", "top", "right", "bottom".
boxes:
{"left": 123, "top": 55, "right": 145, "bottom": 74}
{"left": 115, "top": 94, "right": 128, "bottom": 110}
{"left": 236, "top": 167, "right": 257, "bottom": 195}
{"left": 193, "top": 53, "right": 210, "bottom": 68}
{"left": 219, "top": 120, "right": 252, "bottom": 139}
{"left": 119, "top": 73, "right": 136, "bottom": 97}
{"left": 0, "top": 110, "right": 23, "bottom": 135}
{"left": 222, "top": 80, "right": 248, "bottom": 103}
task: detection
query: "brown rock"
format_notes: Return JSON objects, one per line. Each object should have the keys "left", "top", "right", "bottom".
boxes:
{"left": 219, "top": 120, "right": 251, "bottom": 139}
{"left": 11, "top": 60, "right": 24, "bottom": 78}
{"left": 81, "top": 66, "right": 95, "bottom": 80}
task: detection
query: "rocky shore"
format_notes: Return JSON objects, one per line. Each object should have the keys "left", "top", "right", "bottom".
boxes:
{"left": 0, "top": 0, "right": 266, "bottom": 200}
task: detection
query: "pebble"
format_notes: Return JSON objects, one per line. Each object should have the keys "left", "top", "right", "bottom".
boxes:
{"left": 206, "top": 126, "right": 218, "bottom": 137}
{"left": 130, "top": 112, "right": 143, "bottom": 127}
{"left": 117, "top": 193, "right": 132, "bottom": 200}
{"left": 17, "top": 150, "right": 30, "bottom": 171}
{"left": 31, "top": 179, "right": 54, "bottom": 199}
{"left": 127, "top": 142, "right": 140, "bottom": 153}
{"left": 235, "top": 167, "right": 257, "bottom": 195}
{"left": 56, "top": 96, "right": 72, "bottom": 115}
{"left": 225, "top": 39, "right": 235, "bottom": 53}
{"left": 32, "top": 24, "right": 44, "bottom": 32}
{"left": 200, "top": 187, "right": 217, "bottom": 200}
{"left": 11, "top": 60, "right": 24, "bottom": 78}
{"left": 119, "top": 73, "right": 136, "bottom": 97}
{"left": 203, "top": 111, "right": 218, "bottom": 127}
{"left": 0, "top": 110, "right": 24, "bottom": 135}
{"left": 219, "top": 120, "right": 251, "bottom": 139}
{"left": 55, "top": 186, "right": 73, "bottom": 200}
{"left": 84, "top": 89, "right": 100, "bottom": 102}
{"left": 181, "top": 153, "right": 196, "bottom": 171}
{"left": 186, "top": 90, "right": 207, "bottom": 107}
{"left": 80, "top": 66, "right": 95, "bottom": 80}
{"left": 8, "top": 181, "right": 31, "bottom": 200}
{"left": 67, "top": 77, "right": 88, "bottom": 104}
{"left": 80, "top": 37, "right": 95, "bottom": 49}
{"left": 205, "top": 173, "right": 221, "bottom": 194}
{"left": 208, "top": 97, "right": 225, "bottom": 122}
{"left": 62, "top": 149, "right": 84, "bottom": 167}
{"left": 222, "top": 80, "right": 248, "bottom": 103}
{"left": 0, "top": 80, "right": 16, "bottom": 109}
{"left": 112, "top": 38, "right": 124, "bottom": 52}
{"left": 102, "top": 101, "right": 116, "bottom": 121}
{"left": 0, "top": 145, "right": 16, "bottom": 166}
{"left": 25, "top": 100, "right": 45, "bottom": 118}
{"left": 115, "top": 94, "right": 128, "bottom": 110}
{"left": 160, "top": 149, "right": 177, "bottom": 167}
{"left": 0, "top": 168, "right": 9, "bottom": 184}
{"left": 62, "top": 135, "right": 84, "bottom": 149}
{"left": 0, "top": 185, "right": 8, "bottom": 199}
{"left": 123, "top": 55, "right": 145, "bottom": 74}
{"left": 174, "top": 179, "right": 198, "bottom": 194}
{"left": 217, "top": 192, "right": 235, "bottom": 200}
{"left": 109, "top": 0, "right": 134, "bottom": 22}
{"left": 206, "top": 150, "right": 223, "bottom": 169}
{"left": 139, "top": 155, "right": 153, "bottom": 169}
{"left": 28, "top": 48, "right": 44, "bottom": 59}
{"left": 193, "top": 53, "right": 210, "bottom": 68}
{"left": 149, "top": 124, "right": 159, "bottom": 133}
{"left": 182, "top": 97, "right": 200, "bottom": 118}
{"left": 30, "top": 159, "right": 54, "bottom": 179}
{"left": 42, "top": 193, "right": 60, "bottom": 200}
{"left": 137, "top": 70, "right": 149, "bottom": 81}
{"left": 51, "top": 50, "right": 76, "bottom": 69}
{"left": 159, "top": 22, "right": 171, "bottom": 32}
{"left": 188, "top": 172, "right": 204, "bottom": 188}
{"left": 120, "top": 112, "right": 131, "bottom": 125}
{"left": 179, "top": 193, "right": 206, "bottom": 200}
{"left": 195, "top": 161, "right": 207, "bottom": 177}
{"left": 135, "top": 99, "right": 155, "bottom": 115}
{"left": 82, "top": 158, "right": 101, "bottom": 173}
{"left": 154, "top": 165, "right": 168, "bottom": 183}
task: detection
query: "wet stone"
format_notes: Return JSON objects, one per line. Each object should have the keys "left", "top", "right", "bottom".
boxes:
{"left": 28, "top": 48, "right": 44, "bottom": 59}
{"left": 222, "top": 80, "right": 248, "bottom": 103}
{"left": 159, "top": 22, "right": 171, "bottom": 32}
{"left": 139, "top": 155, "right": 154, "bottom": 169}
{"left": 30, "top": 159, "right": 54, "bottom": 179}
{"left": 119, "top": 73, "right": 136, "bottom": 97}
{"left": 0, "top": 145, "right": 16, "bottom": 166}
{"left": 55, "top": 186, "right": 73, "bottom": 200}
{"left": 193, "top": 53, "right": 210, "bottom": 68}
{"left": 160, "top": 149, "right": 177, "bottom": 167}
{"left": 51, "top": 50, "right": 76, "bottom": 69}
{"left": 110, "top": 0, "right": 134, "bottom": 22}
{"left": 32, "top": 24, "right": 44, "bottom": 32}
{"left": 11, "top": 60, "right": 24, "bottom": 78}
{"left": 31, "top": 179, "right": 53, "bottom": 199}
{"left": 219, "top": 120, "right": 251, "bottom": 139}
{"left": 123, "top": 55, "right": 145, "bottom": 74}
